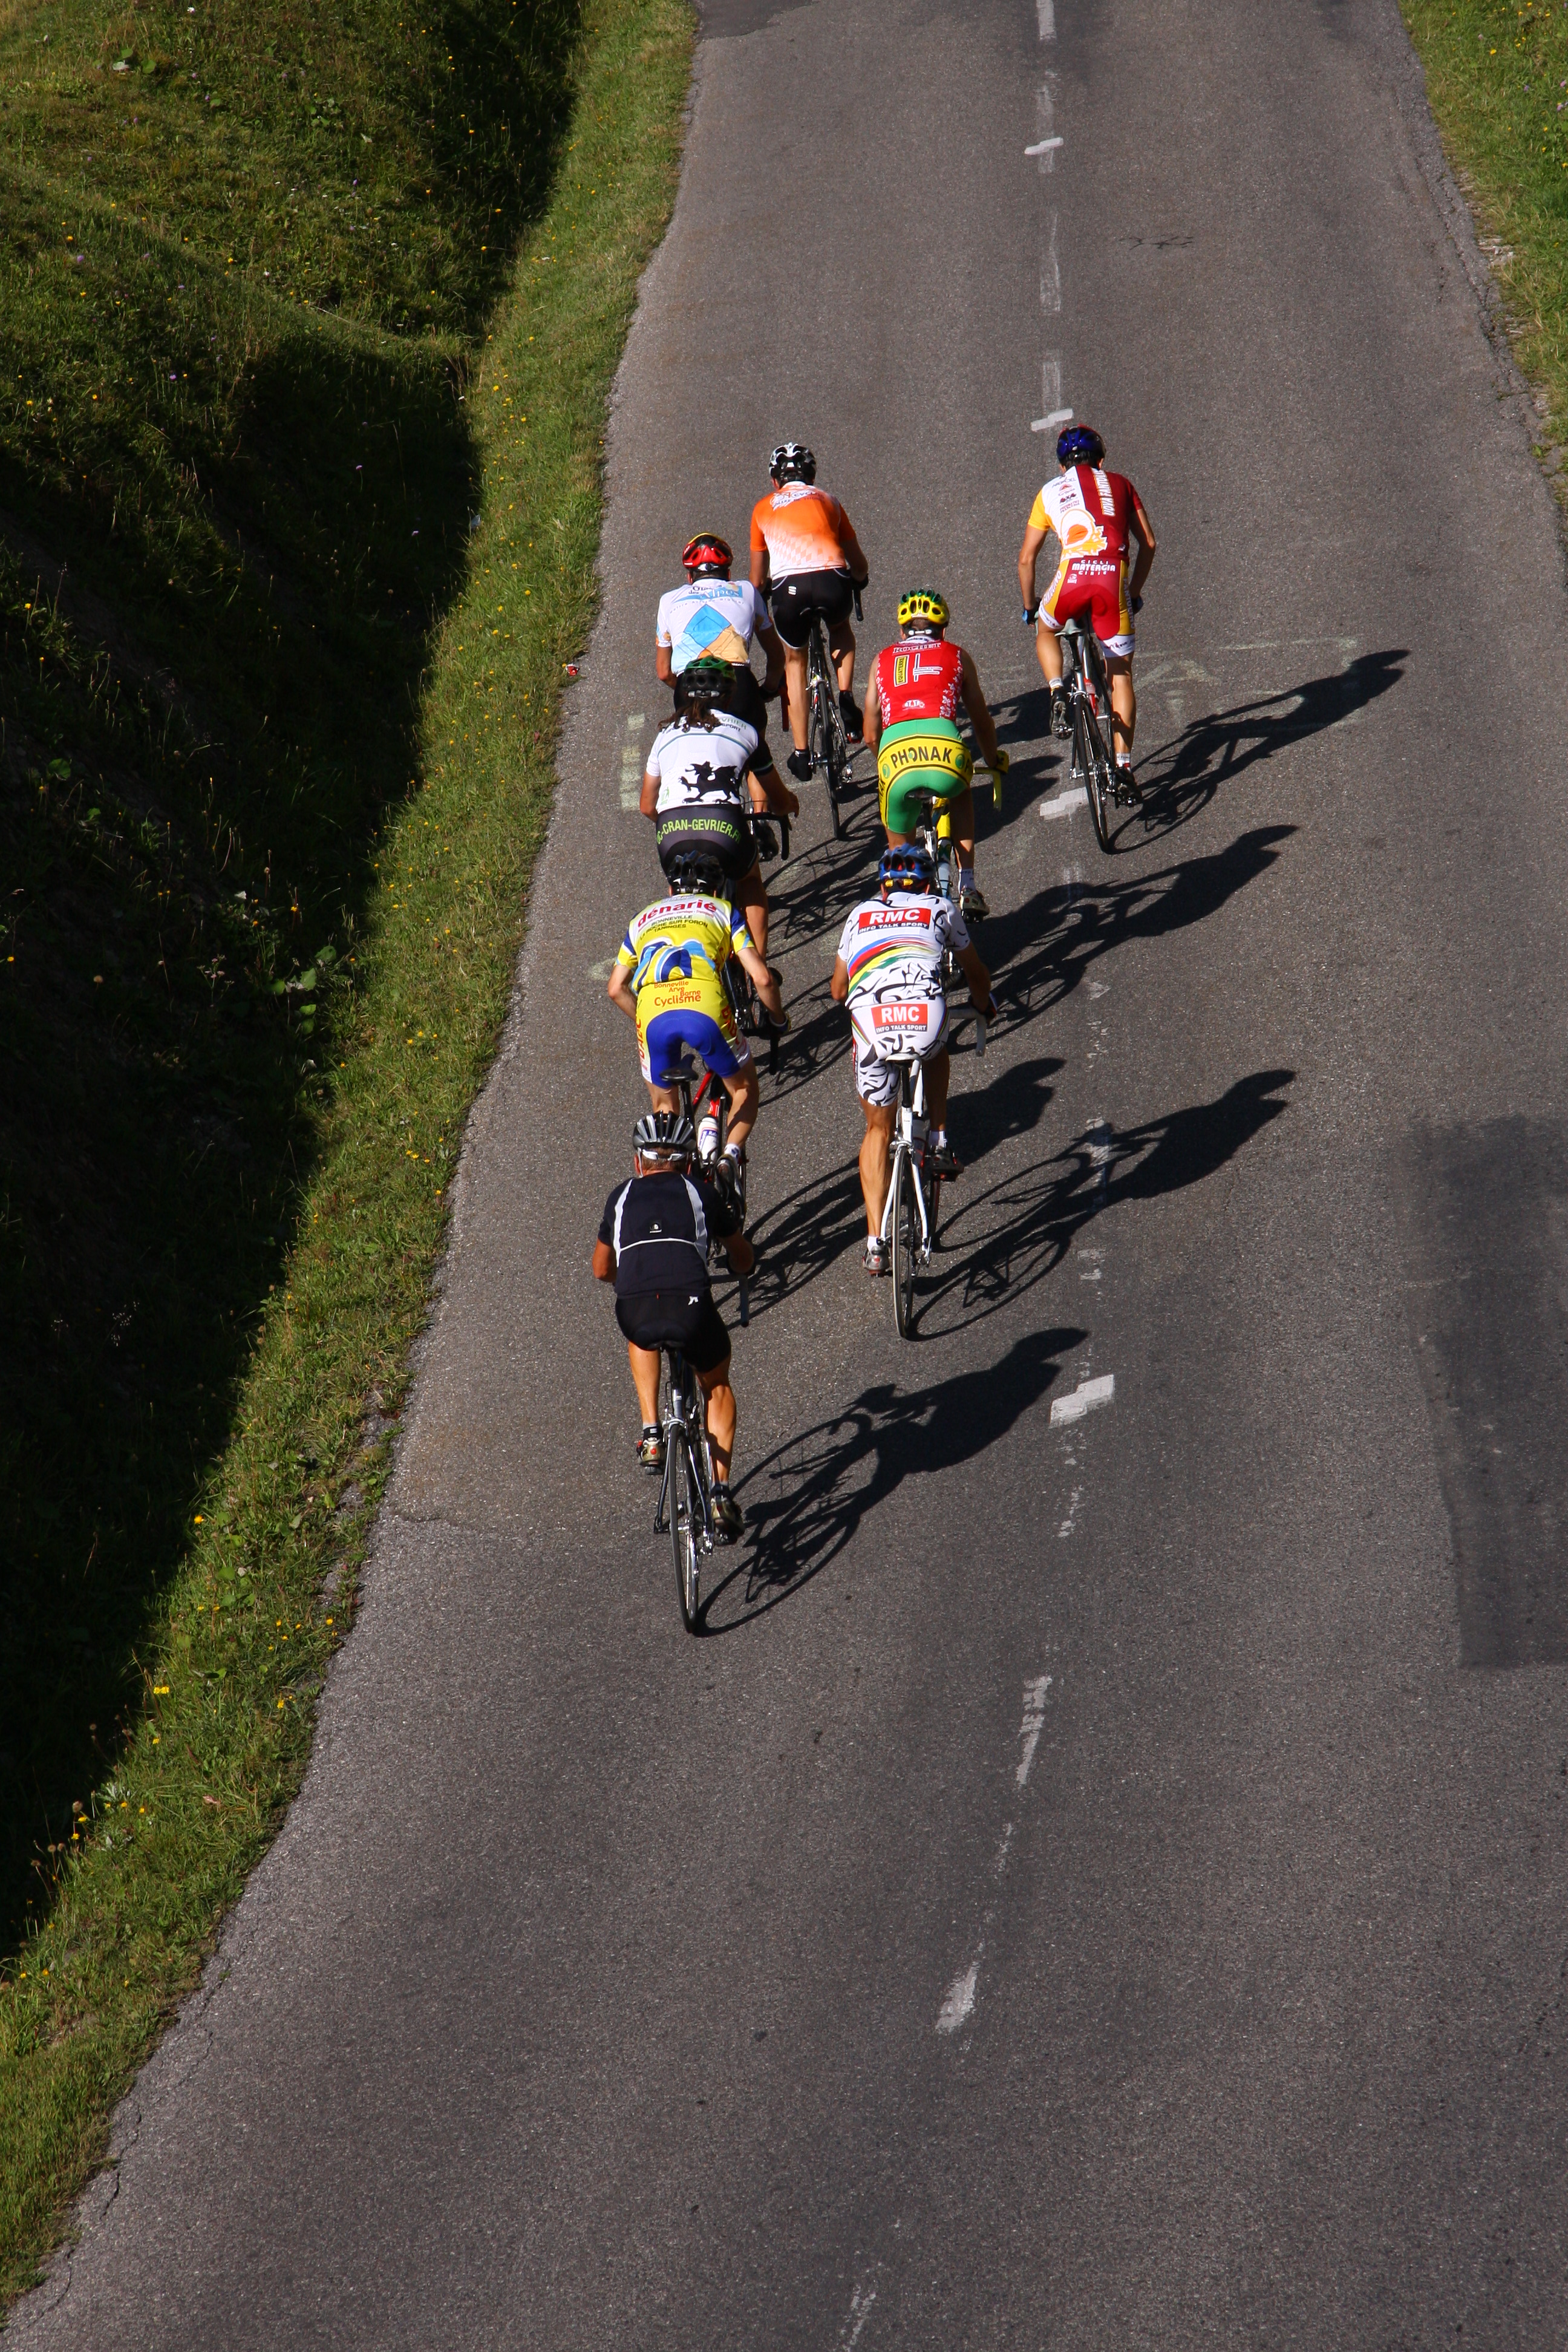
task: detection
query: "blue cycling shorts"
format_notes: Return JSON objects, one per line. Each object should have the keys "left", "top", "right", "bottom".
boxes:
{"left": 638, "top": 997, "right": 751, "bottom": 1087}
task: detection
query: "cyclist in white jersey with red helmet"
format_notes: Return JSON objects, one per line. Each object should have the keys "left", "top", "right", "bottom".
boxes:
{"left": 830, "top": 843, "right": 995, "bottom": 1277}
{"left": 1017, "top": 423, "right": 1157, "bottom": 791}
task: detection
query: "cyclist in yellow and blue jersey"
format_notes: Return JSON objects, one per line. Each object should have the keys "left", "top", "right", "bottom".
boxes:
{"left": 607, "top": 849, "right": 784, "bottom": 1182}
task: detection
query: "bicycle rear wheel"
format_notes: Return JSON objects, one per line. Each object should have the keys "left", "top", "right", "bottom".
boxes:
{"left": 667, "top": 1423, "right": 703, "bottom": 1633}
{"left": 1077, "top": 701, "right": 1115, "bottom": 854}
{"left": 810, "top": 623, "right": 848, "bottom": 840}
{"left": 891, "top": 1149, "right": 918, "bottom": 1339}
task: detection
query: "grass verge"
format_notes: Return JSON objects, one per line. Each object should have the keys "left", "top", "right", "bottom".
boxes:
{"left": 0, "top": 0, "right": 692, "bottom": 2304}
{"left": 1401, "top": 0, "right": 1568, "bottom": 474}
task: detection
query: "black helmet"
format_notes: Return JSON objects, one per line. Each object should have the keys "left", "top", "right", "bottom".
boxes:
{"left": 675, "top": 655, "right": 733, "bottom": 709}
{"left": 667, "top": 847, "right": 727, "bottom": 896}
{"left": 769, "top": 442, "right": 815, "bottom": 485}
{"left": 1056, "top": 423, "right": 1105, "bottom": 468}
{"left": 634, "top": 1109, "right": 696, "bottom": 1159}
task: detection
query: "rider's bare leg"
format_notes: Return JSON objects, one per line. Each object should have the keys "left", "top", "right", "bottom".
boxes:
{"left": 784, "top": 644, "right": 809, "bottom": 751}
{"left": 1107, "top": 653, "right": 1136, "bottom": 762}
{"left": 858, "top": 1098, "right": 897, "bottom": 1233}
{"left": 945, "top": 787, "right": 979, "bottom": 889}
{"left": 1033, "top": 618, "right": 1064, "bottom": 687}
{"left": 696, "top": 1358, "right": 736, "bottom": 1483}
{"left": 829, "top": 617, "right": 857, "bottom": 697}
{"left": 736, "top": 858, "right": 769, "bottom": 960}
{"left": 628, "top": 1341, "right": 661, "bottom": 1430}
{"left": 720, "top": 1060, "right": 761, "bottom": 1155}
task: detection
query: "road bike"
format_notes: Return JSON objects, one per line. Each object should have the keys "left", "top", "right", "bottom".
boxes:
{"left": 1059, "top": 616, "right": 1138, "bottom": 854}
{"left": 654, "top": 1344, "right": 716, "bottom": 1634}
{"left": 875, "top": 1048, "right": 942, "bottom": 1340}
{"left": 802, "top": 586, "right": 864, "bottom": 841}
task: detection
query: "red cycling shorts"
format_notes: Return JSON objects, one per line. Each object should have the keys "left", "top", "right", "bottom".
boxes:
{"left": 1039, "top": 554, "right": 1134, "bottom": 659}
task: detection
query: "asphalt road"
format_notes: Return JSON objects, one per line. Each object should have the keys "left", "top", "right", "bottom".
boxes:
{"left": 16, "top": 0, "right": 1568, "bottom": 2344}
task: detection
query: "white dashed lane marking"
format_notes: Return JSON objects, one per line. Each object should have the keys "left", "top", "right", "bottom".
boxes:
{"left": 619, "top": 711, "right": 645, "bottom": 812}
{"left": 1050, "top": 1373, "right": 1116, "bottom": 1426}
{"left": 935, "top": 1677, "right": 1054, "bottom": 2038}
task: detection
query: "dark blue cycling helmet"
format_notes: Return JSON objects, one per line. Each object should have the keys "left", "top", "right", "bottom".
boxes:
{"left": 1056, "top": 423, "right": 1105, "bottom": 468}
{"left": 879, "top": 844, "right": 937, "bottom": 893}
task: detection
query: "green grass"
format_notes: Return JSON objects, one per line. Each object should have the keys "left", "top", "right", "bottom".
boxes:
{"left": 0, "top": 0, "right": 692, "bottom": 2304}
{"left": 1402, "top": 0, "right": 1568, "bottom": 457}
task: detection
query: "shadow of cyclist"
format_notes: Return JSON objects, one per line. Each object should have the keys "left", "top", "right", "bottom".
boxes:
{"left": 1129, "top": 648, "right": 1408, "bottom": 843}
{"left": 924, "top": 1068, "right": 1296, "bottom": 1338}
{"left": 703, "top": 1324, "right": 1088, "bottom": 1631}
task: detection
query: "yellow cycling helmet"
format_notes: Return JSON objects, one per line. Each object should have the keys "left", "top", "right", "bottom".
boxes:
{"left": 897, "top": 587, "right": 950, "bottom": 630}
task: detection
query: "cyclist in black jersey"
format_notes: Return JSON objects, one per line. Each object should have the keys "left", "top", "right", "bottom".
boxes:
{"left": 593, "top": 1110, "right": 756, "bottom": 1535}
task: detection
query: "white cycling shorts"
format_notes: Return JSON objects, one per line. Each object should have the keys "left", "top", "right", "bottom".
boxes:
{"left": 849, "top": 994, "right": 948, "bottom": 1107}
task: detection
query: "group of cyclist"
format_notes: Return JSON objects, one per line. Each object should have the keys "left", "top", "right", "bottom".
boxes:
{"left": 595, "top": 428, "right": 1157, "bottom": 1535}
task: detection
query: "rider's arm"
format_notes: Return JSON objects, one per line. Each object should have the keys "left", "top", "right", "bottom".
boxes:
{"left": 1018, "top": 521, "right": 1051, "bottom": 613}
{"left": 607, "top": 961, "right": 639, "bottom": 1021}
{"left": 829, "top": 953, "right": 850, "bottom": 1005}
{"left": 956, "top": 649, "right": 1002, "bottom": 767}
{"left": 955, "top": 939, "right": 995, "bottom": 1011}
{"left": 638, "top": 767, "right": 661, "bottom": 819}
{"left": 656, "top": 644, "right": 675, "bottom": 687}
{"left": 754, "top": 613, "right": 786, "bottom": 696}
{"left": 721, "top": 1228, "right": 756, "bottom": 1278}
{"left": 1128, "top": 495, "right": 1157, "bottom": 599}
{"left": 592, "top": 1238, "right": 616, "bottom": 1282}
{"left": 840, "top": 514, "right": 869, "bottom": 587}
{"left": 748, "top": 543, "right": 770, "bottom": 594}
{"left": 751, "top": 750, "right": 799, "bottom": 818}
{"left": 862, "top": 668, "right": 883, "bottom": 753}
{"left": 735, "top": 933, "right": 782, "bottom": 1019}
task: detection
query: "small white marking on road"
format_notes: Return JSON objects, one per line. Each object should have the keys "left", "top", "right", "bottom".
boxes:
{"left": 1016, "top": 1674, "right": 1053, "bottom": 1786}
{"left": 619, "top": 711, "right": 645, "bottom": 811}
{"left": 1079, "top": 1265, "right": 1101, "bottom": 1282}
{"left": 936, "top": 1959, "right": 980, "bottom": 2036}
{"left": 1050, "top": 1374, "right": 1116, "bottom": 1426}
{"left": 1031, "top": 407, "right": 1074, "bottom": 433}
{"left": 1037, "top": 0, "right": 1055, "bottom": 36}
{"left": 995, "top": 1820, "right": 1015, "bottom": 1875}
{"left": 1040, "top": 785, "right": 1087, "bottom": 818}
{"left": 1025, "top": 136, "right": 1063, "bottom": 155}
{"left": 838, "top": 2279, "right": 878, "bottom": 2348}
{"left": 1087, "top": 979, "right": 1109, "bottom": 999}
{"left": 1057, "top": 1486, "right": 1082, "bottom": 1537}
{"left": 1040, "top": 211, "right": 1061, "bottom": 313}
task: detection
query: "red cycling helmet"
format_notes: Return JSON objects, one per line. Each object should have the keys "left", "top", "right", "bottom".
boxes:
{"left": 681, "top": 532, "right": 732, "bottom": 575}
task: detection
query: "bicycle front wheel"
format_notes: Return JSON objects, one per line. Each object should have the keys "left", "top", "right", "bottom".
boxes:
{"left": 668, "top": 1426, "right": 703, "bottom": 1633}
{"left": 891, "top": 1149, "right": 918, "bottom": 1339}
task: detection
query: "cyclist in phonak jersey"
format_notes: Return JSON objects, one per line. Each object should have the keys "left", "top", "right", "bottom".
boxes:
{"left": 639, "top": 657, "right": 797, "bottom": 965}
{"left": 608, "top": 868, "right": 783, "bottom": 1193}
{"left": 862, "top": 588, "right": 1010, "bottom": 921}
{"left": 830, "top": 844, "right": 996, "bottom": 1277}
{"left": 655, "top": 531, "right": 787, "bottom": 746}
{"left": 749, "top": 443, "right": 871, "bottom": 783}
{"left": 1018, "top": 423, "right": 1157, "bottom": 791}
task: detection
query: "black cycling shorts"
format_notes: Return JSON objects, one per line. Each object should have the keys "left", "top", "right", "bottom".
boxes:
{"left": 616, "top": 1289, "right": 730, "bottom": 1374}
{"left": 769, "top": 569, "right": 855, "bottom": 651}
{"left": 656, "top": 805, "right": 756, "bottom": 883}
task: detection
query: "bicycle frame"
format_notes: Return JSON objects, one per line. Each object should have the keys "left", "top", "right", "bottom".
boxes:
{"left": 876, "top": 1056, "right": 934, "bottom": 1260}
{"left": 655, "top": 1350, "right": 714, "bottom": 1545}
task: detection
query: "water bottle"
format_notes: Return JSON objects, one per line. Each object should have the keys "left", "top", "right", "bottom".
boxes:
{"left": 696, "top": 1105, "right": 720, "bottom": 1163}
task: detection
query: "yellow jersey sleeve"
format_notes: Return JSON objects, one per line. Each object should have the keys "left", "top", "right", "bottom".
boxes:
{"left": 1027, "top": 489, "right": 1050, "bottom": 531}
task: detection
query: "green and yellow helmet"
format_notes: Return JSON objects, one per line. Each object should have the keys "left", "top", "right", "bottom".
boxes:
{"left": 897, "top": 587, "right": 950, "bottom": 631}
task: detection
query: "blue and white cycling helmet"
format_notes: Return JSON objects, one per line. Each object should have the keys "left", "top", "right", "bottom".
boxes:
{"left": 1056, "top": 423, "right": 1105, "bottom": 468}
{"left": 879, "top": 844, "right": 937, "bottom": 893}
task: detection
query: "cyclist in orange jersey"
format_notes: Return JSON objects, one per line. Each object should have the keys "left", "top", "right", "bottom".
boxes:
{"left": 749, "top": 443, "right": 870, "bottom": 783}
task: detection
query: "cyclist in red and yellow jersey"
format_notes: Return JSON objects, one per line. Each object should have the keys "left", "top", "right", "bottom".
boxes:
{"left": 749, "top": 443, "right": 870, "bottom": 782}
{"left": 1018, "top": 422, "right": 1156, "bottom": 790}
{"left": 862, "top": 589, "right": 1008, "bottom": 920}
